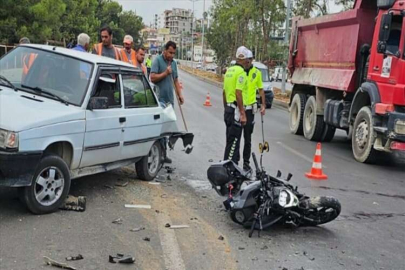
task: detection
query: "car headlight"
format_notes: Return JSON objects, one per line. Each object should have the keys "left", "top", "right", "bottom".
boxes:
{"left": 0, "top": 129, "right": 19, "bottom": 150}
{"left": 278, "top": 190, "right": 299, "bottom": 208}
{"left": 394, "top": 120, "right": 405, "bottom": 135}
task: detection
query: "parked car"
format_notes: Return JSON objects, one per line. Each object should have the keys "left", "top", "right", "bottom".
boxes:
{"left": 230, "top": 60, "right": 274, "bottom": 108}
{"left": 0, "top": 44, "right": 193, "bottom": 214}
{"left": 272, "top": 66, "right": 283, "bottom": 82}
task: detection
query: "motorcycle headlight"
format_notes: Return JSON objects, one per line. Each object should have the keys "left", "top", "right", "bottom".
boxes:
{"left": 0, "top": 129, "right": 19, "bottom": 150}
{"left": 278, "top": 190, "right": 299, "bottom": 208}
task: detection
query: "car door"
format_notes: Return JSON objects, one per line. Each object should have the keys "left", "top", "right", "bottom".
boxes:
{"left": 80, "top": 69, "right": 125, "bottom": 167}
{"left": 120, "top": 71, "right": 162, "bottom": 160}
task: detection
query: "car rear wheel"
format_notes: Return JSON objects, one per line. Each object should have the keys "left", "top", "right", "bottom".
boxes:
{"left": 136, "top": 141, "right": 163, "bottom": 181}
{"left": 23, "top": 155, "right": 71, "bottom": 214}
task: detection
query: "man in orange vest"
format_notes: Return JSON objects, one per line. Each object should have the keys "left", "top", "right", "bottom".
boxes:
{"left": 20, "top": 37, "right": 37, "bottom": 80}
{"left": 92, "top": 26, "right": 121, "bottom": 60}
{"left": 120, "top": 35, "right": 136, "bottom": 65}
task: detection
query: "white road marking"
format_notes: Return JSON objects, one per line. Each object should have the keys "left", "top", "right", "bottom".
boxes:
{"left": 156, "top": 210, "right": 186, "bottom": 270}
{"left": 276, "top": 141, "right": 327, "bottom": 168}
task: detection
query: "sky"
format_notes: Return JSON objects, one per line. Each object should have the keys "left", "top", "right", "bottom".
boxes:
{"left": 116, "top": 0, "right": 343, "bottom": 27}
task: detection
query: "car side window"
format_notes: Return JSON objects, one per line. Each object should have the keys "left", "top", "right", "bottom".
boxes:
{"left": 122, "top": 73, "right": 158, "bottom": 108}
{"left": 93, "top": 72, "right": 121, "bottom": 108}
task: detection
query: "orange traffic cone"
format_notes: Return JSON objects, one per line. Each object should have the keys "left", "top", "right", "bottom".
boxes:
{"left": 203, "top": 92, "right": 212, "bottom": 107}
{"left": 305, "top": 143, "right": 328, "bottom": 180}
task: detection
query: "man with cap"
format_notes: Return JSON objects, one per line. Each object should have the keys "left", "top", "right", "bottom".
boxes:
{"left": 242, "top": 49, "right": 266, "bottom": 171}
{"left": 120, "top": 35, "right": 137, "bottom": 65}
{"left": 223, "top": 46, "right": 250, "bottom": 165}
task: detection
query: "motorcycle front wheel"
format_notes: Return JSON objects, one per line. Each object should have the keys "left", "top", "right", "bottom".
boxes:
{"left": 301, "top": 196, "right": 341, "bottom": 226}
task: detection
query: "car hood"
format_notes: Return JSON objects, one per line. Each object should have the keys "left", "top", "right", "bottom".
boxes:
{"left": 0, "top": 89, "right": 85, "bottom": 132}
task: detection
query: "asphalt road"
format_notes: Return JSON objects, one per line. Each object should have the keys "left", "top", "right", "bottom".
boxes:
{"left": 1, "top": 70, "right": 405, "bottom": 270}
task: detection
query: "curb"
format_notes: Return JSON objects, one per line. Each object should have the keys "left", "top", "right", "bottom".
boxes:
{"left": 180, "top": 67, "right": 290, "bottom": 109}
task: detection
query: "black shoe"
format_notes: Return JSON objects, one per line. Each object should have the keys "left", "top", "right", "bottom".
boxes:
{"left": 163, "top": 157, "right": 172, "bottom": 164}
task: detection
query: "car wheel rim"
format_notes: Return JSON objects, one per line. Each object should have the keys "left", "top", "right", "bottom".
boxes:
{"left": 34, "top": 167, "right": 64, "bottom": 206}
{"left": 148, "top": 145, "right": 160, "bottom": 175}
{"left": 355, "top": 120, "right": 369, "bottom": 150}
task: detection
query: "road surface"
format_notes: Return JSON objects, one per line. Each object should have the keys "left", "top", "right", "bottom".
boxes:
{"left": 1, "top": 70, "right": 404, "bottom": 270}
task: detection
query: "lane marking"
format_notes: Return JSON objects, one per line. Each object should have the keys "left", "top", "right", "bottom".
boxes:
{"left": 156, "top": 209, "right": 186, "bottom": 270}
{"left": 276, "top": 141, "right": 327, "bottom": 168}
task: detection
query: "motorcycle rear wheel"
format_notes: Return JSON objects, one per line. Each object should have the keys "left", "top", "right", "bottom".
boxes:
{"left": 301, "top": 196, "right": 341, "bottom": 226}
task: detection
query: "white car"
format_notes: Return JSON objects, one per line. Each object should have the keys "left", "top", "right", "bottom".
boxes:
{"left": 0, "top": 44, "right": 193, "bottom": 214}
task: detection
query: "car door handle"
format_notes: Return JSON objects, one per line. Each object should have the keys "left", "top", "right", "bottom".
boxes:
{"left": 154, "top": 114, "right": 160, "bottom": 120}
{"left": 119, "top": 117, "right": 126, "bottom": 123}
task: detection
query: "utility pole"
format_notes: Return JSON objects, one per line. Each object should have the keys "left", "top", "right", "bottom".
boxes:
{"left": 281, "top": 0, "right": 291, "bottom": 93}
{"left": 190, "top": 0, "right": 197, "bottom": 67}
{"left": 201, "top": 0, "right": 206, "bottom": 68}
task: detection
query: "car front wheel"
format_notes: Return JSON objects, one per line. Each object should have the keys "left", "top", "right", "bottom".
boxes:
{"left": 136, "top": 141, "right": 163, "bottom": 181}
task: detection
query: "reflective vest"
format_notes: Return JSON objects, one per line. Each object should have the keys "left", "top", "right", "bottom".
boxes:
{"left": 93, "top": 43, "right": 120, "bottom": 60}
{"left": 223, "top": 64, "right": 247, "bottom": 103}
{"left": 120, "top": 49, "right": 137, "bottom": 65}
{"left": 245, "top": 66, "right": 263, "bottom": 105}
{"left": 22, "top": 53, "right": 37, "bottom": 76}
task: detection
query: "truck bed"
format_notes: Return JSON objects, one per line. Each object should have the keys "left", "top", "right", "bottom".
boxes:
{"left": 288, "top": 1, "right": 377, "bottom": 92}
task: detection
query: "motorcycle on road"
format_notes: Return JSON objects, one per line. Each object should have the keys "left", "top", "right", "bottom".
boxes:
{"left": 207, "top": 153, "right": 341, "bottom": 237}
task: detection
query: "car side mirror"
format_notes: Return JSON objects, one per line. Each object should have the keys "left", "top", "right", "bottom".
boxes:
{"left": 88, "top": 97, "right": 108, "bottom": 110}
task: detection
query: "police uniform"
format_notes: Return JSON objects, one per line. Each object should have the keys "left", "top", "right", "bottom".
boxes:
{"left": 243, "top": 65, "right": 263, "bottom": 169}
{"left": 223, "top": 63, "right": 248, "bottom": 164}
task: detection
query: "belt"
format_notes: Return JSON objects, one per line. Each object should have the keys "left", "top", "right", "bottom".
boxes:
{"left": 226, "top": 103, "right": 237, "bottom": 109}
{"left": 244, "top": 103, "right": 256, "bottom": 110}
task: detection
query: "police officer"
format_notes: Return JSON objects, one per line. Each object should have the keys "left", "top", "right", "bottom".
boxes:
{"left": 223, "top": 46, "right": 250, "bottom": 165}
{"left": 242, "top": 50, "right": 266, "bottom": 171}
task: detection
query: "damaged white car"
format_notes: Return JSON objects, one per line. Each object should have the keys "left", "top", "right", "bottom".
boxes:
{"left": 0, "top": 44, "right": 193, "bottom": 214}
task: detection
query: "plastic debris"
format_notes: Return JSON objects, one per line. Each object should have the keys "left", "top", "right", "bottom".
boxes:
{"left": 112, "top": 218, "right": 123, "bottom": 224}
{"left": 143, "top": 237, "right": 151, "bottom": 241}
{"left": 130, "top": 227, "right": 145, "bottom": 232}
{"left": 148, "top": 182, "right": 161, "bottom": 185}
{"left": 164, "top": 166, "right": 176, "bottom": 174}
{"left": 166, "top": 224, "right": 190, "bottom": 229}
{"left": 124, "top": 204, "right": 151, "bottom": 209}
{"left": 66, "top": 254, "right": 83, "bottom": 261}
{"left": 108, "top": 254, "right": 135, "bottom": 264}
{"left": 59, "top": 195, "right": 86, "bottom": 212}
{"left": 209, "top": 159, "right": 214, "bottom": 162}
{"left": 44, "top": 256, "right": 77, "bottom": 270}
{"left": 218, "top": 235, "right": 224, "bottom": 241}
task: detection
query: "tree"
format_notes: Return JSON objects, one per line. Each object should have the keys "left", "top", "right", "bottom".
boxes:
{"left": 119, "top": 11, "right": 143, "bottom": 45}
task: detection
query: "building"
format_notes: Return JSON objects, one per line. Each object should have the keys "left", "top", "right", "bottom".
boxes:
{"left": 163, "top": 8, "right": 194, "bottom": 35}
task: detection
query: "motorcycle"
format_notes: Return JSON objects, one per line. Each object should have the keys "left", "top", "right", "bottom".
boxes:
{"left": 207, "top": 153, "right": 341, "bottom": 237}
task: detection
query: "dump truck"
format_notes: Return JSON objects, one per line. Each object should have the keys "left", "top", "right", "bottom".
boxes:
{"left": 288, "top": 0, "right": 405, "bottom": 163}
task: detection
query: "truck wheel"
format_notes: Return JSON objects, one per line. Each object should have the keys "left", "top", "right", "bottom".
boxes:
{"left": 136, "top": 141, "right": 162, "bottom": 181}
{"left": 289, "top": 93, "right": 307, "bottom": 135}
{"left": 22, "top": 155, "right": 71, "bottom": 214}
{"left": 303, "top": 96, "right": 325, "bottom": 141}
{"left": 322, "top": 124, "right": 336, "bottom": 142}
{"left": 352, "top": 106, "right": 378, "bottom": 163}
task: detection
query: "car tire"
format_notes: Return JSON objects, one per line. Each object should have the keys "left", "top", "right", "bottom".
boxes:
{"left": 352, "top": 106, "right": 378, "bottom": 163}
{"left": 23, "top": 155, "right": 71, "bottom": 215}
{"left": 136, "top": 141, "right": 163, "bottom": 181}
{"left": 303, "top": 96, "right": 325, "bottom": 141}
{"left": 289, "top": 93, "right": 307, "bottom": 135}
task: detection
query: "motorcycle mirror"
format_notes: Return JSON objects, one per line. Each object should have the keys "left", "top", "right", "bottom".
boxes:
{"left": 276, "top": 170, "right": 282, "bottom": 178}
{"left": 264, "top": 142, "right": 269, "bottom": 152}
{"left": 286, "top": 173, "right": 293, "bottom": 181}
{"left": 259, "top": 143, "right": 263, "bottom": 153}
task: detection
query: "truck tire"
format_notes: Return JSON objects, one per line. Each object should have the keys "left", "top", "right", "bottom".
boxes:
{"left": 303, "top": 96, "right": 325, "bottom": 141}
{"left": 321, "top": 124, "right": 336, "bottom": 142}
{"left": 22, "top": 155, "right": 71, "bottom": 214}
{"left": 136, "top": 141, "right": 162, "bottom": 181}
{"left": 352, "top": 106, "right": 378, "bottom": 163}
{"left": 289, "top": 93, "right": 307, "bottom": 135}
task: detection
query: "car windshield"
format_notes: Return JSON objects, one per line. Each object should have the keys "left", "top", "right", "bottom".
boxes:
{"left": 259, "top": 68, "right": 270, "bottom": 82}
{"left": 0, "top": 46, "right": 93, "bottom": 106}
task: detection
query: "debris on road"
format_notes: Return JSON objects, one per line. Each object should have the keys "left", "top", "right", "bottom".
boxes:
{"left": 167, "top": 175, "right": 172, "bottom": 181}
{"left": 208, "top": 159, "right": 213, "bottom": 162}
{"left": 59, "top": 195, "right": 86, "bottom": 212}
{"left": 44, "top": 256, "right": 77, "bottom": 270}
{"left": 148, "top": 182, "right": 161, "bottom": 185}
{"left": 124, "top": 204, "right": 151, "bottom": 209}
{"left": 65, "top": 254, "right": 83, "bottom": 261}
{"left": 160, "top": 194, "right": 168, "bottom": 198}
{"left": 165, "top": 223, "right": 171, "bottom": 228}
{"left": 143, "top": 237, "right": 151, "bottom": 241}
{"left": 112, "top": 218, "right": 123, "bottom": 224}
{"left": 218, "top": 235, "right": 224, "bottom": 241}
{"left": 104, "top": 185, "right": 114, "bottom": 189}
{"left": 169, "top": 225, "right": 190, "bottom": 229}
{"left": 108, "top": 254, "right": 135, "bottom": 264}
{"left": 115, "top": 181, "right": 129, "bottom": 187}
{"left": 164, "top": 166, "right": 176, "bottom": 174}
{"left": 238, "top": 247, "right": 245, "bottom": 250}
{"left": 130, "top": 227, "right": 145, "bottom": 232}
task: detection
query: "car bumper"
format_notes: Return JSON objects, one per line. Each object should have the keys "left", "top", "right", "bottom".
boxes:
{"left": 0, "top": 150, "right": 42, "bottom": 187}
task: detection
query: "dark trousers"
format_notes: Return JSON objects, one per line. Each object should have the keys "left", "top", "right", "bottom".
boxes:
{"left": 147, "top": 67, "right": 151, "bottom": 78}
{"left": 224, "top": 106, "right": 243, "bottom": 164}
{"left": 243, "top": 109, "right": 255, "bottom": 165}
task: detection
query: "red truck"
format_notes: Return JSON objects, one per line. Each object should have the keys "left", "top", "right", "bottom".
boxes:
{"left": 288, "top": 0, "right": 405, "bottom": 163}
